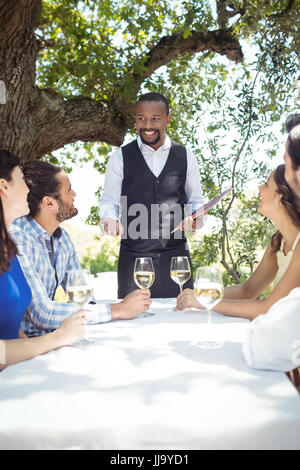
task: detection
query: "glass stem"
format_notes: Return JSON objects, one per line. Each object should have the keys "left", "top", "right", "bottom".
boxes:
{"left": 179, "top": 283, "right": 183, "bottom": 294}
{"left": 207, "top": 308, "right": 212, "bottom": 339}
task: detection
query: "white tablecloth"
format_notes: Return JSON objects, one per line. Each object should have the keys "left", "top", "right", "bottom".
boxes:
{"left": 1, "top": 297, "right": 300, "bottom": 450}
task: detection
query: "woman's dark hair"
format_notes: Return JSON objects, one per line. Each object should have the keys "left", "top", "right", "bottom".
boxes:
{"left": 136, "top": 92, "right": 170, "bottom": 115}
{"left": 22, "top": 160, "right": 62, "bottom": 218}
{"left": 285, "top": 113, "right": 300, "bottom": 170}
{"left": 271, "top": 164, "right": 300, "bottom": 252}
{"left": 0, "top": 149, "right": 21, "bottom": 273}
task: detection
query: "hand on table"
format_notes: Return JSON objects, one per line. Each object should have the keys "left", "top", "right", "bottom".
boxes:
{"left": 56, "top": 310, "right": 87, "bottom": 346}
{"left": 176, "top": 288, "right": 204, "bottom": 311}
{"left": 100, "top": 218, "right": 124, "bottom": 236}
{"left": 111, "top": 289, "right": 152, "bottom": 320}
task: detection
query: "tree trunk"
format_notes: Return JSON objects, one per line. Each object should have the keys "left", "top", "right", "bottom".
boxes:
{"left": 0, "top": 0, "right": 243, "bottom": 161}
{"left": 0, "top": 0, "right": 42, "bottom": 159}
{"left": 0, "top": 0, "right": 128, "bottom": 159}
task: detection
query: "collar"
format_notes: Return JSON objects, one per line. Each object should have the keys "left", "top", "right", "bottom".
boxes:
{"left": 20, "top": 216, "right": 62, "bottom": 240}
{"left": 137, "top": 134, "right": 171, "bottom": 152}
{"left": 53, "top": 227, "right": 62, "bottom": 239}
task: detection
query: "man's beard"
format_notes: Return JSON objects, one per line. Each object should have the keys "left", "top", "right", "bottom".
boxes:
{"left": 56, "top": 197, "right": 78, "bottom": 223}
{"left": 139, "top": 129, "right": 161, "bottom": 146}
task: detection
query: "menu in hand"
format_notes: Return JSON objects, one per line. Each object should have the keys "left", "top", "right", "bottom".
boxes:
{"left": 172, "top": 187, "right": 232, "bottom": 233}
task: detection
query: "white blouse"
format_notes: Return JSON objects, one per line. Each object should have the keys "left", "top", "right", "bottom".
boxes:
{"left": 273, "top": 231, "right": 300, "bottom": 287}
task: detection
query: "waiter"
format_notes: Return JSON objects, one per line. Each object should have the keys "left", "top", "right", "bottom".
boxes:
{"left": 100, "top": 92, "right": 205, "bottom": 298}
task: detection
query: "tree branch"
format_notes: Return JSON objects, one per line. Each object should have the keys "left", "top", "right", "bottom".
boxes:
{"left": 142, "top": 29, "right": 243, "bottom": 81}
{"left": 30, "top": 90, "right": 127, "bottom": 159}
{"left": 114, "top": 28, "right": 243, "bottom": 121}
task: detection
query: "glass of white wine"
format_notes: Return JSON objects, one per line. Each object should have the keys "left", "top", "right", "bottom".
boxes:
{"left": 194, "top": 265, "right": 224, "bottom": 349}
{"left": 170, "top": 256, "right": 191, "bottom": 294}
{"left": 134, "top": 257, "right": 155, "bottom": 317}
{"left": 66, "top": 269, "right": 94, "bottom": 343}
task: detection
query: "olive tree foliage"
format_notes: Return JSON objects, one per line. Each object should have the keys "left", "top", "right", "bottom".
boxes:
{"left": 0, "top": 0, "right": 299, "bottom": 281}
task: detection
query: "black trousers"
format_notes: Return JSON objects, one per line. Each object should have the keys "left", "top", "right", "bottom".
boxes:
{"left": 117, "top": 243, "right": 194, "bottom": 299}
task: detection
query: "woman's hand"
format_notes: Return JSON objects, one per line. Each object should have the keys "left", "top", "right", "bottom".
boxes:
{"left": 56, "top": 310, "right": 87, "bottom": 346}
{"left": 176, "top": 288, "right": 204, "bottom": 311}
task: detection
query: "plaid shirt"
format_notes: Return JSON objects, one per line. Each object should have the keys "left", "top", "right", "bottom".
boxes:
{"left": 10, "top": 216, "right": 111, "bottom": 337}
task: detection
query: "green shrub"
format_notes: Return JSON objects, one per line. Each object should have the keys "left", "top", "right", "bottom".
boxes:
{"left": 81, "top": 236, "right": 120, "bottom": 276}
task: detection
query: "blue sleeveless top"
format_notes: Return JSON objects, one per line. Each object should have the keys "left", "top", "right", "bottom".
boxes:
{"left": 0, "top": 257, "right": 32, "bottom": 340}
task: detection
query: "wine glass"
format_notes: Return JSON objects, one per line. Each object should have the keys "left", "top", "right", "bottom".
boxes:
{"left": 134, "top": 257, "right": 155, "bottom": 317}
{"left": 66, "top": 269, "right": 94, "bottom": 343}
{"left": 170, "top": 256, "right": 191, "bottom": 294}
{"left": 194, "top": 265, "right": 224, "bottom": 349}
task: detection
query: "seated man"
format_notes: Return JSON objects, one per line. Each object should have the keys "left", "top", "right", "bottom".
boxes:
{"left": 10, "top": 161, "right": 151, "bottom": 337}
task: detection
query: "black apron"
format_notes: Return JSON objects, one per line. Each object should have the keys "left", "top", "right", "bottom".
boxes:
{"left": 118, "top": 139, "right": 194, "bottom": 298}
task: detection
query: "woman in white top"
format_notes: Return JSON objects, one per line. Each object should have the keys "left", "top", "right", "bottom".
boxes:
{"left": 176, "top": 164, "right": 300, "bottom": 320}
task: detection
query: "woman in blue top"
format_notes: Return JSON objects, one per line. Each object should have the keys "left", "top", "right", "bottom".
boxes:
{"left": 0, "top": 149, "right": 86, "bottom": 370}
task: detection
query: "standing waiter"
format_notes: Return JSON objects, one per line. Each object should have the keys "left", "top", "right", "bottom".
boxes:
{"left": 100, "top": 92, "right": 205, "bottom": 298}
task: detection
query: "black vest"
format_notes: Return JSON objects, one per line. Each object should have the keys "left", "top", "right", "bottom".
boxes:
{"left": 120, "top": 139, "right": 188, "bottom": 253}
{"left": 117, "top": 139, "right": 194, "bottom": 298}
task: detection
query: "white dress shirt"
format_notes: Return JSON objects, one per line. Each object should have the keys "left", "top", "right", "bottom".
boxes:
{"left": 242, "top": 287, "right": 300, "bottom": 371}
{"left": 100, "top": 135, "right": 205, "bottom": 220}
